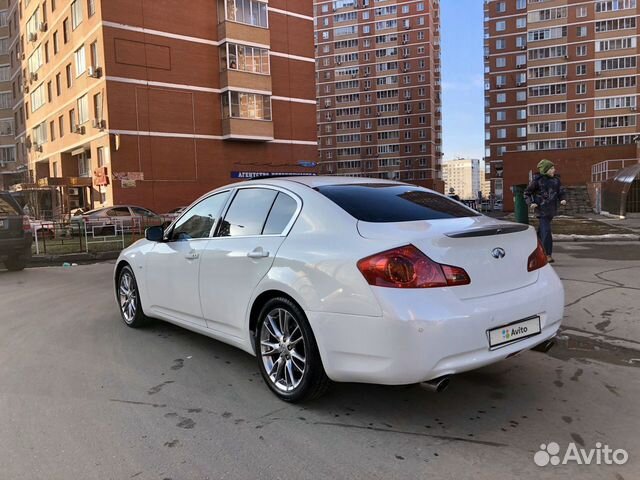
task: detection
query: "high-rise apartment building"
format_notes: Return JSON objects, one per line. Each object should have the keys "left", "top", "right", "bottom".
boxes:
{"left": 0, "top": 0, "right": 24, "bottom": 191}
{"left": 9, "top": 0, "right": 316, "bottom": 215}
{"left": 314, "top": 0, "right": 443, "bottom": 190}
{"left": 441, "top": 157, "right": 482, "bottom": 200}
{"left": 484, "top": 0, "right": 640, "bottom": 202}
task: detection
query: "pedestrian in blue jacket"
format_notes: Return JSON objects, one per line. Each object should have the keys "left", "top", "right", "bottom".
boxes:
{"left": 524, "top": 159, "right": 567, "bottom": 263}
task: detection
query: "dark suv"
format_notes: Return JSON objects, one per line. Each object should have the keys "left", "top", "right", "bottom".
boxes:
{"left": 0, "top": 192, "right": 32, "bottom": 271}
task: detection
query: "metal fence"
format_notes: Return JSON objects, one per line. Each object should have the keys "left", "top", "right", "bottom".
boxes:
{"left": 31, "top": 217, "right": 152, "bottom": 256}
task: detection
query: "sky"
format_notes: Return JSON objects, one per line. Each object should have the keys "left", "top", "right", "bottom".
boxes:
{"left": 441, "top": 0, "right": 485, "bottom": 161}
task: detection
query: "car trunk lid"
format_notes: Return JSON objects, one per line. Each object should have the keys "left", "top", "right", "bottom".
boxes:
{"left": 357, "top": 216, "right": 540, "bottom": 299}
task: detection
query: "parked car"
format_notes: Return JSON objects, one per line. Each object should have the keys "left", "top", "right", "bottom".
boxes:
{"left": 114, "top": 177, "right": 564, "bottom": 402}
{"left": 161, "top": 207, "right": 187, "bottom": 224}
{"left": 0, "top": 192, "right": 32, "bottom": 271}
{"left": 73, "top": 205, "right": 163, "bottom": 235}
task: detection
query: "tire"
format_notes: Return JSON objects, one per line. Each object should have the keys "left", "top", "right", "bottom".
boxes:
{"left": 255, "top": 297, "right": 331, "bottom": 402}
{"left": 117, "top": 265, "right": 149, "bottom": 328}
{"left": 5, "top": 257, "right": 26, "bottom": 271}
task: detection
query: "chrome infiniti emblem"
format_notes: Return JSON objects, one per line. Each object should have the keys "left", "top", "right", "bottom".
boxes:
{"left": 491, "top": 247, "right": 506, "bottom": 259}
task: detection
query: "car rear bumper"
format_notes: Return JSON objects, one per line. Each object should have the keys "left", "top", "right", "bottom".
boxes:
{"left": 0, "top": 235, "right": 32, "bottom": 260}
{"left": 307, "top": 265, "right": 564, "bottom": 385}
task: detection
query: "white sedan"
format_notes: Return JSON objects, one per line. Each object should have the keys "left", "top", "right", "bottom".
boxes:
{"left": 114, "top": 177, "right": 564, "bottom": 402}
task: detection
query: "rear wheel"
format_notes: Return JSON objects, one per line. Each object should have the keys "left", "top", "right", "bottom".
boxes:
{"left": 5, "top": 257, "right": 26, "bottom": 271}
{"left": 117, "top": 265, "right": 149, "bottom": 328}
{"left": 256, "top": 297, "right": 331, "bottom": 402}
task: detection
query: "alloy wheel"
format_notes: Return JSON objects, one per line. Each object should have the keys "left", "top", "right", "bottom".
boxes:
{"left": 119, "top": 271, "right": 138, "bottom": 324}
{"left": 259, "top": 308, "right": 307, "bottom": 392}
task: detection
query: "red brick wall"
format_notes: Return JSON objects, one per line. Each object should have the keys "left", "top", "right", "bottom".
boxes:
{"left": 502, "top": 145, "right": 638, "bottom": 211}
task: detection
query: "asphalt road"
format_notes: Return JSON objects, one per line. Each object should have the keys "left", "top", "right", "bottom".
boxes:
{"left": 1, "top": 244, "right": 638, "bottom": 480}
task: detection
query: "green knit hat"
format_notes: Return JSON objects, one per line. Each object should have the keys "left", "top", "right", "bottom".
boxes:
{"left": 537, "top": 159, "right": 555, "bottom": 175}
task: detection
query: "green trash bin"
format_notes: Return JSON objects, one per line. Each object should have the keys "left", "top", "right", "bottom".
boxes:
{"left": 513, "top": 184, "right": 529, "bottom": 225}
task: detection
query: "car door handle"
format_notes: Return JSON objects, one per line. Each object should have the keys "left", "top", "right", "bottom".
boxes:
{"left": 247, "top": 248, "right": 270, "bottom": 259}
{"left": 185, "top": 251, "right": 200, "bottom": 260}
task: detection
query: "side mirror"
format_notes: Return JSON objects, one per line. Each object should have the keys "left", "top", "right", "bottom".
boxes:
{"left": 145, "top": 225, "right": 164, "bottom": 242}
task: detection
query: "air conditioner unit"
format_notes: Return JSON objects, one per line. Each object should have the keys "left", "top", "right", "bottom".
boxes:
{"left": 631, "top": 107, "right": 637, "bottom": 112}
{"left": 24, "top": 85, "right": 29, "bottom": 93}
{"left": 74, "top": 125, "right": 86, "bottom": 135}
{"left": 92, "top": 119, "right": 107, "bottom": 130}
{"left": 402, "top": 40, "right": 408, "bottom": 45}
{"left": 28, "top": 32, "right": 37, "bottom": 42}
{"left": 561, "top": 75, "right": 567, "bottom": 79}
{"left": 68, "top": 188, "right": 80, "bottom": 196}
{"left": 516, "top": 64, "right": 522, "bottom": 69}
{"left": 30, "top": 72, "right": 38, "bottom": 82}
{"left": 35, "top": 144, "right": 43, "bottom": 152}
{"left": 519, "top": 45, "right": 526, "bottom": 50}
{"left": 87, "top": 66, "right": 103, "bottom": 78}
{"left": 564, "top": 55, "right": 569, "bottom": 59}
{"left": 39, "top": 22, "right": 48, "bottom": 32}
{"left": 596, "top": 71, "right": 601, "bottom": 76}
{"left": 21, "top": 52, "right": 25, "bottom": 60}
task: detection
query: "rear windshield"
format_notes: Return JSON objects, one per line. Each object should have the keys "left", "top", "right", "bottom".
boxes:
{"left": 0, "top": 194, "right": 21, "bottom": 216}
{"left": 315, "top": 184, "right": 480, "bottom": 222}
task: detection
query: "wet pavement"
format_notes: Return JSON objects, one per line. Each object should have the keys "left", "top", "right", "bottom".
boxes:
{"left": 0, "top": 245, "right": 638, "bottom": 480}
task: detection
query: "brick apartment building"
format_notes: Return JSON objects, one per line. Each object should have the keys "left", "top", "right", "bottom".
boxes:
{"left": 7, "top": 0, "right": 317, "bottom": 216}
{"left": 314, "top": 0, "right": 443, "bottom": 190}
{"left": 484, "top": 0, "right": 640, "bottom": 207}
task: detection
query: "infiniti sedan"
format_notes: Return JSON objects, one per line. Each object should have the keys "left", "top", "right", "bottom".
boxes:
{"left": 114, "top": 177, "right": 564, "bottom": 402}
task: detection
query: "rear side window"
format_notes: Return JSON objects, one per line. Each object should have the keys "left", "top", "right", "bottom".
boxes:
{"left": 0, "top": 194, "right": 21, "bottom": 216}
{"left": 263, "top": 192, "right": 298, "bottom": 235}
{"left": 316, "top": 184, "right": 480, "bottom": 222}
{"left": 107, "top": 207, "right": 130, "bottom": 217}
{"left": 219, "top": 188, "right": 278, "bottom": 237}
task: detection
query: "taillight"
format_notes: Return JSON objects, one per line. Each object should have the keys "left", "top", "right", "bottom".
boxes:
{"left": 22, "top": 215, "right": 32, "bottom": 232}
{"left": 357, "top": 245, "right": 471, "bottom": 288}
{"left": 527, "top": 240, "right": 548, "bottom": 272}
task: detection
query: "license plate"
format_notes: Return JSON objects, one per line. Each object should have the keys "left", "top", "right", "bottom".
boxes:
{"left": 488, "top": 316, "right": 541, "bottom": 349}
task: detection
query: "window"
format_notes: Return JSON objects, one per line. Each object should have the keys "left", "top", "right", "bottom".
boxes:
{"left": 63, "top": 18, "right": 69, "bottom": 43}
{"left": 497, "top": 128, "right": 507, "bottom": 139}
{"left": 516, "top": 17, "right": 526, "bottom": 28}
{"left": 262, "top": 193, "right": 298, "bottom": 235}
{"left": 496, "top": 39, "right": 506, "bottom": 50}
{"left": 577, "top": 6, "right": 587, "bottom": 17}
{"left": 107, "top": 207, "right": 130, "bottom": 218}
{"left": 58, "top": 115, "right": 64, "bottom": 137}
{"left": 50, "top": 120, "right": 56, "bottom": 141}
{"left": 71, "top": 0, "right": 82, "bottom": 29}
{"left": 496, "top": 111, "right": 506, "bottom": 121}
{"left": 170, "top": 191, "right": 230, "bottom": 240}
{"left": 577, "top": 26, "right": 587, "bottom": 37}
{"left": 517, "top": 127, "right": 527, "bottom": 137}
{"left": 315, "top": 185, "right": 479, "bottom": 223}
{"left": 496, "top": 57, "right": 506, "bottom": 68}
{"left": 90, "top": 41, "right": 99, "bottom": 67}
{"left": 87, "top": 0, "right": 96, "bottom": 17}
{"left": 576, "top": 45, "right": 587, "bottom": 56}
{"left": 497, "top": 2, "right": 506, "bottom": 13}
{"left": 225, "top": 0, "right": 268, "bottom": 28}
{"left": 221, "top": 91, "right": 271, "bottom": 120}
{"left": 0, "top": 65, "right": 9, "bottom": 81}
{"left": 93, "top": 92, "right": 102, "bottom": 121}
{"left": 46, "top": 81, "right": 52, "bottom": 102}
{"left": 55, "top": 72, "right": 61, "bottom": 96}
{"left": 97, "top": 147, "right": 105, "bottom": 167}
{"left": 516, "top": 0, "right": 526, "bottom": 9}
{"left": 77, "top": 95, "right": 89, "bottom": 124}
{"left": 576, "top": 103, "right": 586, "bottom": 114}
{"left": 576, "top": 64, "right": 587, "bottom": 75}
{"left": 66, "top": 63, "right": 72, "bottom": 87}
{"left": 53, "top": 31, "right": 59, "bottom": 53}
{"left": 516, "top": 90, "right": 526, "bottom": 101}
{"left": 69, "top": 108, "right": 76, "bottom": 130}
{"left": 496, "top": 20, "right": 506, "bottom": 32}
{"left": 74, "top": 45, "right": 86, "bottom": 77}
{"left": 497, "top": 93, "right": 506, "bottom": 103}
{"left": 219, "top": 188, "right": 278, "bottom": 237}
{"left": 517, "top": 109, "right": 527, "bottom": 120}
{"left": 576, "top": 83, "right": 586, "bottom": 94}
{"left": 30, "top": 83, "right": 46, "bottom": 112}
{"left": 225, "top": 43, "right": 269, "bottom": 74}
{"left": 576, "top": 122, "right": 586, "bottom": 132}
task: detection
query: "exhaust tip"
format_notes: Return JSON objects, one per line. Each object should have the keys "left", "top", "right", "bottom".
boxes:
{"left": 423, "top": 375, "right": 451, "bottom": 393}
{"left": 532, "top": 339, "right": 555, "bottom": 353}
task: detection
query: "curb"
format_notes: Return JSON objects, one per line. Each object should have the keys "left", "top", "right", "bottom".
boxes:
{"left": 553, "top": 234, "right": 640, "bottom": 242}
{"left": 28, "top": 251, "right": 120, "bottom": 267}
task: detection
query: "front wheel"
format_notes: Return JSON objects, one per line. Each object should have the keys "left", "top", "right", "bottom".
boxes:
{"left": 256, "top": 298, "right": 331, "bottom": 402}
{"left": 117, "top": 265, "right": 149, "bottom": 328}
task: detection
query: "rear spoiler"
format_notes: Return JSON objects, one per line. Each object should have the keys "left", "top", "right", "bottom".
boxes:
{"left": 445, "top": 224, "right": 530, "bottom": 238}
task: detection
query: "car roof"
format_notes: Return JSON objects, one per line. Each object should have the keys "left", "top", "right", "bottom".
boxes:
{"left": 238, "top": 175, "right": 409, "bottom": 189}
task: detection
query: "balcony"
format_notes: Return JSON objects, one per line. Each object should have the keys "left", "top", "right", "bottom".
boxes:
{"left": 222, "top": 118, "right": 274, "bottom": 141}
